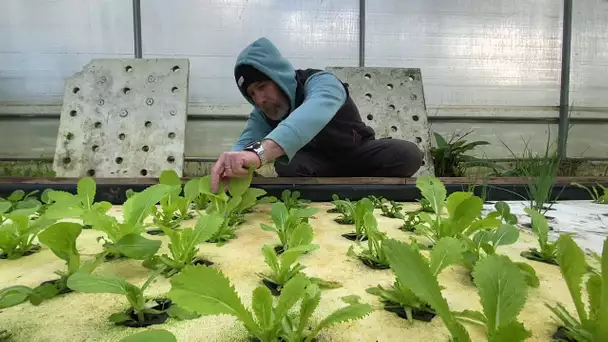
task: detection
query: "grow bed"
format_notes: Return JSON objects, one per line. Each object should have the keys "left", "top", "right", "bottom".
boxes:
{"left": 0, "top": 202, "right": 586, "bottom": 342}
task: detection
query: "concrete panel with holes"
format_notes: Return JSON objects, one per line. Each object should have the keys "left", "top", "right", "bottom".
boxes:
{"left": 325, "top": 67, "right": 434, "bottom": 176}
{"left": 52, "top": 58, "right": 190, "bottom": 177}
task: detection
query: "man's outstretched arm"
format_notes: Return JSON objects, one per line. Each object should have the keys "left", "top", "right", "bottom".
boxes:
{"left": 263, "top": 72, "right": 347, "bottom": 161}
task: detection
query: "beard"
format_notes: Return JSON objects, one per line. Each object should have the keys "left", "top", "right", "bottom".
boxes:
{"left": 262, "top": 101, "right": 289, "bottom": 121}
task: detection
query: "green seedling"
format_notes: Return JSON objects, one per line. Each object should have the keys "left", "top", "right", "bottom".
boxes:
{"left": 368, "top": 195, "right": 385, "bottom": 209}
{"left": 343, "top": 197, "right": 375, "bottom": 241}
{"left": 572, "top": 182, "right": 608, "bottom": 204}
{"left": 329, "top": 195, "right": 355, "bottom": 224}
{"left": 0, "top": 222, "right": 111, "bottom": 308}
{"left": 419, "top": 198, "right": 434, "bottom": 213}
{"left": 168, "top": 266, "right": 372, "bottom": 342}
{"left": 0, "top": 189, "right": 42, "bottom": 213}
{"left": 0, "top": 205, "right": 53, "bottom": 259}
{"left": 119, "top": 329, "right": 177, "bottom": 342}
{"left": 260, "top": 202, "right": 317, "bottom": 253}
{"left": 281, "top": 189, "right": 311, "bottom": 210}
{"left": 67, "top": 269, "right": 198, "bottom": 327}
{"left": 143, "top": 213, "right": 224, "bottom": 277}
{"left": 199, "top": 168, "right": 267, "bottom": 245}
{"left": 379, "top": 199, "right": 404, "bottom": 219}
{"left": 151, "top": 171, "right": 200, "bottom": 230}
{"left": 431, "top": 130, "right": 495, "bottom": 177}
{"left": 415, "top": 176, "right": 501, "bottom": 245}
{"left": 486, "top": 201, "right": 518, "bottom": 224}
{"left": 453, "top": 255, "right": 532, "bottom": 342}
{"left": 520, "top": 208, "right": 558, "bottom": 265}
{"left": 257, "top": 244, "right": 319, "bottom": 295}
{"left": 382, "top": 238, "right": 471, "bottom": 341}
{"left": 461, "top": 224, "right": 539, "bottom": 288}
{"left": 347, "top": 212, "right": 390, "bottom": 269}
{"left": 367, "top": 237, "right": 463, "bottom": 323}
{"left": 400, "top": 211, "right": 421, "bottom": 232}
{"left": 544, "top": 234, "right": 607, "bottom": 342}
{"left": 83, "top": 184, "right": 170, "bottom": 260}
{"left": 43, "top": 177, "right": 113, "bottom": 227}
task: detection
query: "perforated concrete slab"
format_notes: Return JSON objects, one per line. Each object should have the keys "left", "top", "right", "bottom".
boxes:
{"left": 53, "top": 58, "right": 190, "bottom": 178}
{"left": 325, "top": 67, "right": 434, "bottom": 176}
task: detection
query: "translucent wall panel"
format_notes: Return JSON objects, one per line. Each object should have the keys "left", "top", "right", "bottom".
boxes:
{"left": 0, "top": 0, "right": 134, "bottom": 102}
{"left": 570, "top": 0, "right": 608, "bottom": 108}
{"left": 366, "top": 0, "right": 563, "bottom": 107}
{"left": 141, "top": 0, "right": 359, "bottom": 104}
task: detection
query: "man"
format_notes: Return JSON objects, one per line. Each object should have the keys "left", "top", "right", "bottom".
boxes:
{"left": 210, "top": 37, "right": 423, "bottom": 192}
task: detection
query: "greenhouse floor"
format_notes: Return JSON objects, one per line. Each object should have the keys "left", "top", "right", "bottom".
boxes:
{"left": 2, "top": 200, "right": 605, "bottom": 342}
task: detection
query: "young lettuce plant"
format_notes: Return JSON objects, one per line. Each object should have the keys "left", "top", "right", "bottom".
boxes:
{"left": 453, "top": 254, "right": 532, "bottom": 342}
{"left": 329, "top": 196, "right": 355, "bottom": 224}
{"left": 168, "top": 266, "right": 372, "bottom": 342}
{"left": 342, "top": 197, "right": 375, "bottom": 241}
{"left": 367, "top": 237, "right": 463, "bottom": 323}
{"left": 281, "top": 189, "right": 311, "bottom": 210}
{"left": 486, "top": 201, "right": 518, "bottom": 224}
{"left": 520, "top": 208, "right": 558, "bottom": 265}
{"left": 347, "top": 212, "right": 390, "bottom": 269}
{"left": 150, "top": 170, "right": 200, "bottom": 231}
{"left": 83, "top": 184, "right": 170, "bottom": 261}
{"left": 260, "top": 202, "right": 318, "bottom": 254}
{"left": 43, "top": 177, "right": 112, "bottom": 228}
{"left": 460, "top": 224, "right": 540, "bottom": 288}
{"left": 379, "top": 199, "right": 404, "bottom": 219}
{"left": 368, "top": 195, "right": 385, "bottom": 209}
{"left": 257, "top": 244, "right": 319, "bottom": 295}
{"left": 0, "top": 206, "right": 53, "bottom": 259}
{"left": 544, "top": 234, "right": 608, "bottom": 342}
{"left": 143, "top": 213, "right": 224, "bottom": 276}
{"left": 571, "top": 182, "right": 608, "bottom": 204}
{"left": 0, "top": 189, "right": 42, "bottom": 213}
{"left": 382, "top": 238, "right": 471, "bottom": 341}
{"left": 400, "top": 210, "right": 422, "bottom": 232}
{"left": 67, "top": 269, "right": 198, "bottom": 327}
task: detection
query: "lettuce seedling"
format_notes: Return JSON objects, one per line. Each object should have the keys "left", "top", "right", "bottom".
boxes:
{"left": 453, "top": 255, "right": 532, "bottom": 342}
{"left": 343, "top": 197, "right": 375, "bottom": 241}
{"left": 67, "top": 269, "right": 197, "bottom": 327}
{"left": 143, "top": 213, "right": 224, "bottom": 276}
{"left": 168, "top": 266, "right": 372, "bottom": 342}
{"left": 151, "top": 171, "right": 200, "bottom": 230}
{"left": 0, "top": 189, "right": 42, "bottom": 213}
{"left": 368, "top": 195, "right": 385, "bottom": 209}
{"left": 382, "top": 238, "right": 471, "bottom": 341}
{"left": 83, "top": 184, "right": 170, "bottom": 260}
{"left": 330, "top": 196, "right": 355, "bottom": 224}
{"left": 43, "top": 177, "right": 113, "bottom": 227}
{"left": 347, "top": 212, "right": 390, "bottom": 269}
{"left": 544, "top": 234, "right": 608, "bottom": 342}
{"left": 0, "top": 206, "right": 53, "bottom": 259}
{"left": 486, "top": 201, "right": 518, "bottom": 224}
{"left": 400, "top": 211, "right": 421, "bottom": 232}
{"left": 260, "top": 202, "right": 318, "bottom": 253}
{"left": 572, "top": 182, "right": 608, "bottom": 204}
{"left": 257, "top": 244, "right": 319, "bottom": 295}
{"left": 0, "top": 283, "right": 58, "bottom": 309}
{"left": 199, "top": 168, "right": 267, "bottom": 244}
{"left": 367, "top": 237, "right": 463, "bottom": 323}
{"left": 520, "top": 208, "right": 558, "bottom": 265}
{"left": 379, "top": 199, "right": 404, "bottom": 219}
{"left": 281, "top": 189, "right": 311, "bottom": 210}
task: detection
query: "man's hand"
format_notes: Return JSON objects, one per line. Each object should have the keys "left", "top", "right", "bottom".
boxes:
{"left": 211, "top": 151, "right": 260, "bottom": 193}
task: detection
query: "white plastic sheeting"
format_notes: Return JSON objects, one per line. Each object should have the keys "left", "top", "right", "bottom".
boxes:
{"left": 0, "top": 0, "right": 134, "bottom": 102}
{"left": 141, "top": 0, "right": 360, "bottom": 104}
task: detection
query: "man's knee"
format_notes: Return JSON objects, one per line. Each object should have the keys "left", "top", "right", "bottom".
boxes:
{"left": 386, "top": 139, "right": 424, "bottom": 177}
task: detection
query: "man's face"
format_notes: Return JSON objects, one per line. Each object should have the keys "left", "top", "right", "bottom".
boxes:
{"left": 246, "top": 80, "right": 289, "bottom": 121}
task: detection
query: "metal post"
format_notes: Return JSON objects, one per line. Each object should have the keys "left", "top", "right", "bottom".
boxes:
{"left": 132, "top": 0, "right": 143, "bottom": 58}
{"left": 359, "top": 0, "right": 365, "bottom": 67}
{"left": 558, "top": 0, "right": 573, "bottom": 159}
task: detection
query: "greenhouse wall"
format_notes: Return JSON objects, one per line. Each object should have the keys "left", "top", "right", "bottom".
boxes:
{"left": 0, "top": 0, "right": 607, "bottom": 173}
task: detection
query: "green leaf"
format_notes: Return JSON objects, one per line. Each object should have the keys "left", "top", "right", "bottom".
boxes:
{"left": 515, "top": 262, "right": 540, "bottom": 288}
{"left": 472, "top": 254, "right": 528, "bottom": 335}
{"left": 0, "top": 286, "right": 33, "bottom": 308}
{"left": 77, "top": 177, "right": 96, "bottom": 208}
{"left": 453, "top": 309, "right": 487, "bottom": 325}
{"left": 7, "top": 190, "right": 25, "bottom": 202}
{"left": 447, "top": 192, "right": 473, "bottom": 217}
{"left": 288, "top": 222, "right": 313, "bottom": 249}
{"left": 293, "top": 207, "right": 318, "bottom": 218}
{"left": 67, "top": 272, "right": 138, "bottom": 295}
{"left": 307, "top": 303, "right": 373, "bottom": 342}
{"left": 450, "top": 196, "right": 483, "bottom": 233}
{"left": 260, "top": 223, "right": 277, "bottom": 233}
{"left": 37, "top": 222, "right": 82, "bottom": 270}
{"left": 416, "top": 176, "right": 446, "bottom": 214}
{"left": 274, "top": 273, "right": 309, "bottom": 320}
{"left": 593, "top": 238, "right": 608, "bottom": 340}
{"left": 262, "top": 245, "right": 280, "bottom": 274}
{"left": 524, "top": 208, "right": 549, "bottom": 247}
{"left": 109, "top": 312, "right": 132, "bottom": 323}
{"left": 310, "top": 277, "right": 342, "bottom": 289}
{"left": 123, "top": 184, "right": 172, "bottom": 227}
{"left": 168, "top": 266, "right": 260, "bottom": 336}
{"left": 429, "top": 237, "right": 464, "bottom": 276}
{"left": 119, "top": 329, "right": 177, "bottom": 342}
{"left": 252, "top": 286, "right": 274, "bottom": 330}
{"left": 160, "top": 170, "right": 182, "bottom": 187}
{"left": 494, "top": 202, "right": 511, "bottom": 217}
{"left": 383, "top": 239, "right": 470, "bottom": 341}
{"left": 184, "top": 178, "right": 200, "bottom": 202}
{"left": 166, "top": 305, "right": 201, "bottom": 320}
{"left": 228, "top": 168, "right": 254, "bottom": 198}
{"left": 0, "top": 202, "right": 11, "bottom": 214}
{"left": 491, "top": 224, "right": 520, "bottom": 247}
{"left": 555, "top": 234, "right": 588, "bottom": 324}
{"left": 112, "top": 234, "right": 161, "bottom": 260}
{"left": 340, "top": 295, "right": 362, "bottom": 305}
{"left": 298, "top": 284, "right": 322, "bottom": 336}
{"left": 491, "top": 321, "right": 532, "bottom": 342}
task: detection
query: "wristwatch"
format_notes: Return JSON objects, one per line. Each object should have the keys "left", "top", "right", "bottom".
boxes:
{"left": 244, "top": 141, "right": 268, "bottom": 166}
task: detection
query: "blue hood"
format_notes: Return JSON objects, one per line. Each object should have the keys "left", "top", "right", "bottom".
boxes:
{"left": 234, "top": 37, "right": 297, "bottom": 112}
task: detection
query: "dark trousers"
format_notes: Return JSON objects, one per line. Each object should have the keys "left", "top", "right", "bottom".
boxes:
{"left": 274, "top": 138, "right": 424, "bottom": 177}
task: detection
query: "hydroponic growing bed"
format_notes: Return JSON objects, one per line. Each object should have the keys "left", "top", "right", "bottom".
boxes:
{"left": 0, "top": 171, "right": 606, "bottom": 342}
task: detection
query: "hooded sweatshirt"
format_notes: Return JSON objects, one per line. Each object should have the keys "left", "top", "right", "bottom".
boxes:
{"left": 231, "top": 37, "right": 374, "bottom": 162}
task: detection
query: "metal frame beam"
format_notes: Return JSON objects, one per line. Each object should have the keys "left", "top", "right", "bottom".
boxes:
{"left": 558, "top": 0, "right": 573, "bottom": 159}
